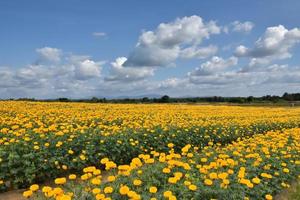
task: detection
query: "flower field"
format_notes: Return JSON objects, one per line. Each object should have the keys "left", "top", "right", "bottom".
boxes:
{"left": 0, "top": 101, "right": 300, "bottom": 199}
{"left": 26, "top": 128, "right": 300, "bottom": 200}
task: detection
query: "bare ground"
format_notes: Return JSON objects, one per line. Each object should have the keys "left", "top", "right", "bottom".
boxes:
{"left": 0, "top": 189, "right": 25, "bottom": 200}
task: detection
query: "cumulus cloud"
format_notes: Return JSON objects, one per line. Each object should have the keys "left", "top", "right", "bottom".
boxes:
{"left": 223, "top": 21, "right": 254, "bottom": 34}
{"left": 157, "top": 78, "right": 186, "bottom": 89}
{"left": 123, "top": 15, "right": 221, "bottom": 67}
{"left": 0, "top": 47, "right": 105, "bottom": 98}
{"left": 36, "top": 47, "right": 62, "bottom": 63}
{"left": 189, "top": 56, "right": 238, "bottom": 76}
{"left": 0, "top": 68, "right": 17, "bottom": 88}
{"left": 231, "top": 21, "right": 255, "bottom": 33}
{"left": 2, "top": 18, "right": 300, "bottom": 98}
{"left": 235, "top": 25, "right": 300, "bottom": 62}
{"left": 105, "top": 57, "right": 155, "bottom": 82}
{"left": 74, "top": 59, "right": 102, "bottom": 80}
{"left": 188, "top": 66, "right": 300, "bottom": 89}
{"left": 123, "top": 45, "right": 180, "bottom": 67}
{"left": 180, "top": 45, "right": 218, "bottom": 59}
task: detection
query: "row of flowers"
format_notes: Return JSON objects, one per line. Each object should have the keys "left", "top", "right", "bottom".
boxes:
{"left": 1, "top": 102, "right": 300, "bottom": 190}
{"left": 24, "top": 128, "right": 300, "bottom": 200}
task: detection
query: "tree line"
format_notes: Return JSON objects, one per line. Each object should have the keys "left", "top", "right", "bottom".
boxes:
{"left": 5, "top": 92, "right": 300, "bottom": 104}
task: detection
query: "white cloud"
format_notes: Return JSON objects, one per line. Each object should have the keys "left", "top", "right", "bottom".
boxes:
{"left": 223, "top": 21, "right": 254, "bottom": 34}
{"left": 231, "top": 21, "right": 255, "bottom": 33}
{"left": 189, "top": 56, "right": 238, "bottom": 76}
{"left": 186, "top": 60, "right": 300, "bottom": 95}
{"left": 3, "top": 18, "right": 300, "bottom": 98}
{"left": 180, "top": 45, "right": 218, "bottom": 59}
{"left": 105, "top": 57, "right": 155, "bottom": 82}
{"left": 123, "top": 15, "right": 221, "bottom": 67}
{"left": 0, "top": 48, "right": 105, "bottom": 98}
{"left": 36, "top": 47, "right": 62, "bottom": 63}
{"left": 74, "top": 59, "right": 102, "bottom": 80}
{"left": 123, "top": 45, "right": 180, "bottom": 67}
{"left": 235, "top": 25, "right": 300, "bottom": 63}
{"left": 158, "top": 78, "right": 185, "bottom": 89}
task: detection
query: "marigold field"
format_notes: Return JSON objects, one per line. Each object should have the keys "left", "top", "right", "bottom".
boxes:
{"left": 0, "top": 101, "right": 300, "bottom": 200}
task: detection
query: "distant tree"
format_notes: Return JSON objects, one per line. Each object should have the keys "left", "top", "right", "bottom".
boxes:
{"left": 142, "top": 97, "right": 149, "bottom": 102}
{"left": 246, "top": 96, "right": 254, "bottom": 102}
{"left": 160, "top": 95, "right": 170, "bottom": 103}
{"left": 282, "top": 92, "right": 300, "bottom": 101}
{"left": 58, "top": 98, "right": 70, "bottom": 102}
{"left": 91, "top": 97, "right": 99, "bottom": 102}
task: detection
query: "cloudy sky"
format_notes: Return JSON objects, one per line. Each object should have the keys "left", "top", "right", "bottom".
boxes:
{"left": 1, "top": 0, "right": 300, "bottom": 99}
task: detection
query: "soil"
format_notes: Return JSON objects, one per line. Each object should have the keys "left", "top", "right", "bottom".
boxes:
{"left": 0, "top": 189, "right": 25, "bottom": 200}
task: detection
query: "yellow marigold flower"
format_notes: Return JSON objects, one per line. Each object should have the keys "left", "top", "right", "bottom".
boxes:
{"left": 167, "top": 143, "right": 174, "bottom": 148}
{"left": 107, "top": 175, "right": 116, "bottom": 182}
{"left": 281, "top": 162, "right": 287, "bottom": 167}
{"left": 127, "top": 190, "right": 136, "bottom": 198}
{"left": 209, "top": 172, "right": 218, "bottom": 179}
{"left": 218, "top": 172, "right": 228, "bottom": 179}
{"left": 29, "top": 184, "right": 39, "bottom": 192}
{"left": 174, "top": 172, "right": 183, "bottom": 178}
{"left": 252, "top": 177, "right": 261, "bottom": 184}
{"left": 261, "top": 173, "right": 272, "bottom": 179}
{"left": 42, "top": 186, "right": 52, "bottom": 193}
{"left": 69, "top": 174, "right": 76, "bottom": 180}
{"left": 149, "top": 186, "right": 157, "bottom": 193}
{"left": 133, "top": 179, "right": 142, "bottom": 186}
{"left": 281, "top": 182, "right": 287, "bottom": 188}
{"left": 184, "top": 181, "right": 191, "bottom": 186}
{"left": 58, "top": 194, "right": 72, "bottom": 200}
{"left": 53, "top": 187, "right": 64, "bottom": 195}
{"left": 92, "top": 188, "right": 101, "bottom": 194}
{"left": 265, "top": 194, "right": 273, "bottom": 200}
{"left": 96, "top": 194, "right": 105, "bottom": 200}
{"left": 169, "top": 195, "right": 177, "bottom": 200}
{"left": 100, "top": 158, "right": 109, "bottom": 164}
{"left": 168, "top": 177, "right": 177, "bottom": 184}
{"left": 91, "top": 178, "right": 101, "bottom": 185}
{"left": 119, "top": 185, "right": 130, "bottom": 195}
{"left": 104, "top": 186, "right": 113, "bottom": 194}
{"left": 188, "top": 184, "right": 197, "bottom": 191}
{"left": 163, "top": 190, "right": 173, "bottom": 198}
{"left": 283, "top": 168, "right": 289, "bottom": 173}
{"left": 23, "top": 190, "right": 33, "bottom": 198}
{"left": 54, "top": 177, "right": 67, "bottom": 185}
{"left": 204, "top": 179, "right": 213, "bottom": 186}
{"left": 187, "top": 153, "right": 193, "bottom": 158}
{"left": 33, "top": 145, "right": 39, "bottom": 150}
{"left": 81, "top": 174, "right": 89, "bottom": 180}
{"left": 68, "top": 149, "right": 74, "bottom": 154}
{"left": 163, "top": 167, "right": 171, "bottom": 173}
{"left": 80, "top": 154, "right": 86, "bottom": 160}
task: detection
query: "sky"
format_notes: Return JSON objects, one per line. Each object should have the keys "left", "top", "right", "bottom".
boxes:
{"left": 1, "top": 0, "right": 300, "bottom": 99}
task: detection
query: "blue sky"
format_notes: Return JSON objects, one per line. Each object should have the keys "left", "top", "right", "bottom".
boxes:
{"left": 1, "top": 0, "right": 300, "bottom": 98}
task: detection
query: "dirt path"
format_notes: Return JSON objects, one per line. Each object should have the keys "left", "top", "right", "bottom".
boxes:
{"left": 0, "top": 190, "right": 25, "bottom": 200}
{"left": 275, "top": 180, "right": 300, "bottom": 200}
